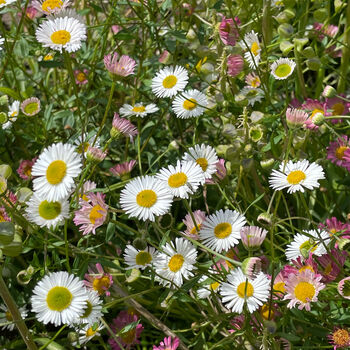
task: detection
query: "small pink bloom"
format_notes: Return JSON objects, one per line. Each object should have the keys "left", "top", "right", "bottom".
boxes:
{"left": 84, "top": 263, "right": 113, "bottom": 296}
{"left": 0, "top": 207, "right": 10, "bottom": 222}
{"left": 104, "top": 53, "right": 136, "bottom": 77}
{"left": 17, "top": 157, "right": 37, "bottom": 180}
{"left": 182, "top": 210, "right": 206, "bottom": 239}
{"left": 326, "top": 136, "right": 350, "bottom": 169}
{"left": 317, "top": 249, "right": 347, "bottom": 283}
{"left": 111, "top": 113, "right": 138, "bottom": 141}
{"left": 285, "top": 108, "right": 309, "bottom": 128}
{"left": 206, "top": 159, "right": 227, "bottom": 184}
{"left": 74, "top": 69, "right": 89, "bottom": 85}
{"left": 111, "top": 25, "right": 122, "bottom": 34}
{"left": 21, "top": 97, "right": 41, "bottom": 116}
{"left": 302, "top": 98, "right": 330, "bottom": 130}
{"left": 328, "top": 328, "right": 350, "bottom": 349}
{"left": 26, "top": 6, "right": 39, "bottom": 19}
{"left": 219, "top": 17, "right": 240, "bottom": 46}
{"left": 245, "top": 72, "right": 261, "bottom": 88}
{"left": 86, "top": 146, "right": 107, "bottom": 163}
{"left": 240, "top": 226, "right": 267, "bottom": 250}
{"left": 159, "top": 50, "right": 170, "bottom": 64}
{"left": 110, "top": 160, "right": 137, "bottom": 180}
{"left": 326, "top": 96, "right": 350, "bottom": 124}
{"left": 227, "top": 54, "right": 244, "bottom": 77}
{"left": 313, "top": 22, "right": 339, "bottom": 40}
{"left": 153, "top": 336, "right": 180, "bottom": 350}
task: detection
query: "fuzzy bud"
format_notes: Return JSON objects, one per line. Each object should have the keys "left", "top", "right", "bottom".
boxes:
{"left": 312, "top": 112, "right": 325, "bottom": 126}
{"left": 257, "top": 212, "right": 273, "bottom": 226}
{"left": 306, "top": 57, "right": 321, "bottom": 71}
{"left": 241, "top": 257, "right": 262, "bottom": 278}
{"left": 322, "top": 85, "right": 337, "bottom": 98}
{"left": 0, "top": 164, "right": 12, "bottom": 179}
{"left": 0, "top": 112, "right": 8, "bottom": 125}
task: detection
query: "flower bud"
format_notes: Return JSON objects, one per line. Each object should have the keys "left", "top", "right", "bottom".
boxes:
{"left": 249, "top": 126, "right": 264, "bottom": 142}
{"left": 322, "top": 85, "right": 337, "bottom": 98}
{"left": 0, "top": 95, "right": 8, "bottom": 105}
{"left": 242, "top": 257, "right": 262, "bottom": 278}
{"left": 0, "top": 222, "right": 15, "bottom": 245}
{"left": 186, "top": 28, "right": 197, "bottom": 41}
{"left": 157, "top": 213, "right": 173, "bottom": 229}
{"left": 216, "top": 144, "right": 230, "bottom": 157}
{"left": 313, "top": 8, "right": 328, "bottom": 22}
{"left": 306, "top": 57, "right": 321, "bottom": 71}
{"left": 159, "top": 50, "right": 171, "bottom": 64}
{"left": 0, "top": 164, "right": 12, "bottom": 179}
{"left": 260, "top": 158, "right": 275, "bottom": 170}
{"left": 338, "top": 238, "right": 350, "bottom": 251}
{"left": 257, "top": 212, "right": 273, "bottom": 226}
{"left": 312, "top": 112, "right": 325, "bottom": 126}
{"left": 169, "top": 140, "right": 179, "bottom": 150}
{"left": 222, "top": 124, "right": 237, "bottom": 138}
{"left": 293, "top": 37, "right": 308, "bottom": 51}
{"left": 15, "top": 187, "right": 33, "bottom": 203}
{"left": 200, "top": 62, "right": 215, "bottom": 75}
{"left": 0, "top": 112, "right": 8, "bottom": 125}
{"left": 280, "top": 40, "right": 294, "bottom": 55}
{"left": 278, "top": 23, "right": 294, "bottom": 38}
{"left": 301, "top": 47, "right": 315, "bottom": 58}
{"left": 133, "top": 237, "right": 147, "bottom": 250}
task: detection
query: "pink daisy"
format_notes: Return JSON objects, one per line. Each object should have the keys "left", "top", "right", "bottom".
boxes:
{"left": 240, "top": 226, "right": 267, "bottom": 250}
{"left": 17, "top": 158, "right": 37, "bottom": 180}
{"left": 302, "top": 99, "right": 330, "bottom": 130}
{"left": 104, "top": 53, "right": 136, "bottom": 77}
{"left": 86, "top": 146, "right": 107, "bottom": 163}
{"left": 108, "top": 310, "right": 144, "bottom": 350}
{"left": 110, "top": 160, "right": 137, "bottom": 180}
{"left": 111, "top": 113, "right": 138, "bottom": 141}
{"left": 284, "top": 269, "right": 325, "bottom": 311}
{"left": 326, "top": 96, "right": 350, "bottom": 124}
{"left": 319, "top": 217, "right": 350, "bottom": 240}
{"left": 328, "top": 328, "right": 350, "bottom": 349}
{"left": 317, "top": 249, "right": 347, "bottom": 283}
{"left": 337, "top": 276, "right": 350, "bottom": 300}
{"left": 245, "top": 72, "right": 261, "bottom": 88}
{"left": 182, "top": 209, "right": 206, "bottom": 239}
{"left": 205, "top": 158, "right": 226, "bottom": 184}
{"left": 74, "top": 69, "right": 89, "bottom": 85}
{"left": 285, "top": 108, "right": 309, "bottom": 128}
{"left": 227, "top": 54, "right": 244, "bottom": 77}
{"left": 84, "top": 263, "right": 113, "bottom": 296}
{"left": 74, "top": 192, "right": 108, "bottom": 235}
{"left": 153, "top": 336, "right": 180, "bottom": 350}
{"left": 0, "top": 207, "right": 10, "bottom": 222}
{"left": 313, "top": 22, "right": 339, "bottom": 40}
{"left": 327, "top": 136, "right": 350, "bottom": 169}
{"left": 272, "top": 271, "right": 287, "bottom": 299}
{"left": 219, "top": 17, "right": 240, "bottom": 46}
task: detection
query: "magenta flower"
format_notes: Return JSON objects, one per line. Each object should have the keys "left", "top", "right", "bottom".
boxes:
{"left": 73, "top": 192, "right": 108, "bottom": 235}
{"left": 104, "top": 53, "right": 136, "bottom": 77}
{"left": 326, "top": 96, "right": 350, "bottom": 124}
{"left": 84, "top": 263, "right": 113, "bottom": 296}
{"left": 319, "top": 217, "right": 350, "bottom": 237}
{"left": 313, "top": 22, "right": 339, "bottom": 40}
{"left": 302, "top": 98, "right": 330, "bottom": 130}
{"left": 74, "top": 69, "right": 89, "bottom": 85}
{"left": 111, "top": 25, "right": 122, "bottom": 34}
{"left": 159, "top": 50, "right": 170, "bottom": 64}
{"left": 111, "top": 113, "right": 138, "bottom": 141}
{"left": 327, "top": 136, "right": 350, "bottom": 169}
{"left": 182, "top": 209, "right": 206, "bottom": 239}
{"left": 108, "top": 310, "right": 144, "bottom": 350}
{"left": 153, "top": 336, "right": 180, "bottom": 350}
{"left": 227, "top": 54, "right": 244, "bottom": 77}
{"left": 17, "top": 157, "right": 37, "bottom": 180}
{"left": 110, "top": 160, "right": 136, "bottom": 180}
{"left": 219, "top": 17, "right": 240, "bottom": 46}
{"left": 317, "top": 250, "right": 347, "bottom": 283}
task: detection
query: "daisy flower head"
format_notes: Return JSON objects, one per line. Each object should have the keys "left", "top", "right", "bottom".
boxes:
{"left": 283, "top": 269, "right": 325, "bottom": 311}
{"left": 206, "top": 158, "right": 227, "bottom": 184}
{"left": 182, "top": 209, "right": 206, "bottom": 239}
{"left": 199, "top": 209, "right": 246, "bottom": 253}
{"left": 104, "top": 53, "right": 136, "bottom": 78}
{"left": 171, "top": 89, "right": 208, "bottom": 119}
{"left": 182, "top": 144, "right": 218, "bottom": 179}
{"left": 74, "top": 68, "right": 89, "bottom": 85}
{"left": 25, "top": 192, "right": 70, "bottom": 229}
{"left": 120, "top": 175, "right": 173, "bottom": 222}
{"left": 119, "top": 103, "right": 159, "bottom": 118}
{"left": 31, "top": 143, "right": 82, "bottom": 202}
{"left": 153, "top": 336, "right": 180, "bottom": 350}
{"left": 151, "top": 66, "right": 189, "bottom": 98}
{"left": 327, "top": 135, "right": 350, "bottom": 169}
{"left": 21, "top": 97, "right": 41, "bottom": 116}
{"left": 219, "top": 16, "right": 240, "bottom": 46}
{"left": 245, "top": 72, "right": 261, "bottom": 88}
{"left": 74, "top": 322, "right": 104, "bottom": 346}
{"left": 318, "top": 250, "right": 347, "bottom": 283}
{"left": 79, "top": 180, "right": 96, "bottom": 201}
{"left": 108, "top": 310, "right": 144, "bottom": 350}
{"left": 0, "top": 304, "right": 28, "bottom": 331}
{"left": 302, "top": 99, "right": 330, "bottom": 130}
{"left": 73, "top": 192, "right": 108, "bottom": 235}
{"left": 155, "top": 237, "right": 197, "bottom": 288}
{"left": 220, "top": 267, "right": 270, "bottom": 313}
{"left": 286, "top": 108, "right": 309, "bottom": 128}
{"left": 240, "top": 31, "right": 261, "bottom": 69}
{"left": 0, "top": 0, "right": 16, "bottom": 8}
{"left": 31, "top": 271, "right": 88, "bottom": 326}
{"left": 84, "top": 263, "right": 113, "bottom": 296}
{"left": 110, "top": 160, "right": 136, "bottom": 180}
{"left": 269, "top": 159, "right": 325, "bottom": 193}
{"left": 328, "top": 328, "right": 350, "bottom": 349}
{"left": 35, "top": 16, "right": 87, "bottom": 53}
{"left": 319, "top": 217, "right": 350, "bottom": 242}
{"left": 123, "top": 245, "right": 158, "bottom": 270}
{"left": 8, "top": 100, "right": 20, "bottom": 118}
{"left": 285, "top": 229, "right": 330, "bottom": 261}
{"left": 270, "top": 58, "right": 296, "bottom": 80}
{"left": 197, "top": 275, "right": 221, "bottom": 299}
{"left": 240, "top": 226, "right": 267, "bottom": 250}
{"left": 32, "top": 0, "right": 70, "bottom": 14}
{"left": 240, "top": 87, "right": 264, "bottom": 106}
{"left": 74, "top": 289, "right": 103, "bottom": 326}
{"left": 111, "top": 113, "right": 138, "bottom": 141}
{"left": 156, "top": 160, "right": 205, "bottom": 199}
{"left": 337, "top": 276, "right": 350, "bottom": 300}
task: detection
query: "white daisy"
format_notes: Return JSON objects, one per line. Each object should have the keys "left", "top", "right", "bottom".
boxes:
{"left": 35, "top": 16, "right": 87, "bottom": 53}
{"left": 285, "top": 229, "right": 331, "bottom": 262}
{"left": 73, "top": 133, "right": 100, "bottom": 155}
{"left": 73, "top": 322, "right": 104, "bottom": 346}
{"left": 151, "top": 66, "right": 189, "bottom": 98}
{"left": 240, "top": 31, "right": 261, "bottom": 69}
{"left": 31, "top": 143, "right": 82, "bottom": 202}
{"left": 197, "top": 275, "right": 221, "bottom": 299}
{"left": 31, "top": 271, "right": 88, "bottom": 326}
{"left": 220, "top": 267, "right": 270, "bottom": 313}
{"left": 0, "top": 0, "right": 16, "bottom": 8}
{"left": 156, "top": 160, "right": 205, "bottom": 199}
{"left": 0, "top": 304, "right": 28, "bottom": 331}
{"left": 271, "top": 58, "right": 296, "bottom": 80}
{"left": 123, "top": 245, "right": 158, "bottom": 270}
{"left": 119, "top": 103, "right": 159, "bottom": 118}
{"left": 0, "top": 36, "right": 4, "bottom": 50}
{"left": 2, "top": 100, "right": 20, "bottom": 130}
{"left": 25, "top": 192, "right": 70, "bottom": 229}
{"left": 199, "top": 209, "right": 246, "bottom": 253}
{"left": 269, "top": 160, "right": 325, "bottom": 194}
{"left": 32, "top": 0, "right": 70, "bottom": 14}
{"left": 172, "top": 89, "right": 208, "bottom": 119}
{"left": 182, "top": 144, "right": 218, "bottom": 179}
{"left": 120, "top": 175, "right": 173, "bottom": 222}
{"left": 74, "top": 289, "right": 103, "bottom": 326}
{"left": 155, "top": 237, "right": 197, "bottom": 288}
{"left": 240, "top": 87, "right": 264, "bottom": 106}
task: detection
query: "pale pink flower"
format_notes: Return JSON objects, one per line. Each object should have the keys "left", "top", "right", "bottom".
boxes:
{"left": 326, "top": 96, "right": 350, "bottom": 124}
{"left": 327, "top": 136, "right": 350, "bottom": 169}
{"left": 17, "top": 157, "right": 37, "bottom": 180}
{"left": 26, "top": 6, "right": 39, "bottom": 19}
{"left": 245, "top": 72, "right": 261, "bottom": 88}
{"left": 109, "top": 160, "right": 136, "bottom": 179}
{"left": 328, "top": 328, "right": 350, "bottom": 349}
{"left": 227, "top": 54, "right": 244, "bottom": 77}
{"left": 302, "top": 99, "right": 330, "bottom": 130}
{"left": 159, "top": 50, "right": 170, "bottom": 64}
{"left": 319, "top": 217, "right": 350, "bottom": 240}
{"left": 337, "top": 277, "right": 350, "bottom": 300}
{"left": 182, "top": 209, "right": 206, "bottom": 239}
{"left": 20, "top": 97, "right": 41, "bottom": 116}
{"left": 153, "top": 336, "right": 180, "bottom": 350}
{"left": 285, "top": 108, "right": 309, "bottom": 128}
{"left": 111, "top": 113, "right": 138, "bottom": 141}
{"left": 205, "top": 159, "right": 226, "bottom": 184}
{"left": 74, "top": 69, "right": 89, "bottom": 85}
{"left": 240, "top": 226, "right": 267, "bottom": 250}
{"left": 313, "top": 22, "right": 339, "bottom": 40}
{"left": 219, "top": 17, "right": 240, "bottom": 46}
{"left": 104, "top": 53, "right": 136, "bottom": 77}
{"left": 111, "top": 25, "right": 122, "bottom": 34}
{"left": 86, "top": 146, "right": 107, "bottom": 163}
{"left": 84, "top": 263, "right": 113, "bottom": 296}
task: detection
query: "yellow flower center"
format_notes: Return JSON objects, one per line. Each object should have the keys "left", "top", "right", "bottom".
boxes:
{"left": 5, "top": 310, "right": 13, "bottom": 321}
{"left": 274, "top": 63, "right": 292, "bottom": 78}
{"left": 183, "top": 98, "right": 197, "bottom": 111}
{"left": 76, "top": 72, "right": 86, "bottom": 82}
{"left": 121, "top": 329, "right": 136, "bottom": 344}
{"left": 89, "top": 204, "right": 105, "bottom": 224}
{"left": 324, "top": 262, "right": 332, "bottom": 275}
{"left": 332, "top": 102, "right": 345, "bottom": 116}
{"left": 299, "top": 240, "right": 317, "bottom": 254}
{"left": 42, "top": 0, "right": 63, "bottom": 11}
{"left": 168, "top": 172, "right": 188, "bottom": 188}
{"left": 51, "top": 30, "right": 71, "bottom": 45}
{"left": 0, "top": 212, "right": 5, "bottom": 222}
{"left": 310, "top": 108, "right": 324, "bottom": 120}
{"left": 298, "top": 265, "right": 314, "bottom": 273}
{"left": 335, "top": 146, "right": 348, "bottom": 160}
{"left": 77, "top": 142, "right": 90, "bottom": 154}
{"left": 168, "top": 254, "right": 184, "bottom": 272}
{"left": 132, "top": 106, "right": 146, "bottom": 113}
{"left": 237, "top": 281, "right": 254, "bottom": 298}
{"left": 162, "top": 75, "right": 177, "bottom": 89}
{"left": 10, "top": 111, "right": 18, "bottom": 117}
{"left": 80, "top": 300, "right": 92, "bottom": 319}
{"left": 92, "top": 276, "right": 111, "bottom": 294}
{"left": 136, "top": 189, "right": 157, "bottom": 208}
{"left": 251, "top": 77, "right": 260, "bottom": 88}
{"left": 294, "top": 281, "right": 315, "bottom": 303}
{"left": 86, "top": 327, "right": 97, "bottom": 337}
{"left": 23, "top": 102, "right": 39, "bottom": 115}
{"left": 46, "top": 160, "right": 67, "bottom": 185}
{"left": 46, "top": 286, "right": 73, "bottom": 311}
{"left": 210, "top": 281, "right": 220, "bottom": 291}
{"left": 286, "top": 170, "right": 306, "bottom": 185}
{"left": 261, "top": 304, "right": 274, "bottom": 320}
{"left": 251, "top": 42, "right": 260, "bottom": 56}
{"left": 273, "top": 281, "right": 286, "bottom": 294}
{"left": 44, "top": 54, "right": 53, "bottom": 61}
{"left": 333, "top": 329, "right": 350, "bottom": 346}
{"left": 38, "top": 200, "right": 61, "bottom": 220}
{"left": 135, "top": 251, "right": 152, "bottom": 266}
{"left": 190, "top": 223, "right": 201, "bottom": 235}
{"left": 214, "top": 222, "right": 232, "bottom": 239}
{"left": 196, "top": 157, "right": 208, "bottom": 171}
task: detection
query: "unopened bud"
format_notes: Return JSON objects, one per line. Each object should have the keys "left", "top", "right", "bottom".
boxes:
{"left": 278, "top": 23, "right": 294, "bottom": 38}
{"left": 312, "top": 112, "right": 325, "bottom": 126}
{"left": 260, "top": 158, "right": 275, "bottom": 170}
{"left": 313, "top": 8, "right": 328, "bottom": 22}
{"left": 133, "top": 237, "right": 147, "bottom": 250}
{"left": 306, "top": 57, "right": 321, "bottom": 71}
{"left": 15, "top": 187, "right": 33, "bottom": 203}
{"left": 322, "top": 85, "right": 337, "bottom": 98}
{"left": 0, "top": 112, "right": 8, "bottom": 125}
{"left": 301, "top": 47, "right": 315, "bottom": 58}
{"left": 280, "top": 40, "right": 294, "bottom": 55}
{"left": 257, "top": 212, "right": 273, "bottom": 226}
{"left": 0, "top": 164, "right": 12, "bottom": 179}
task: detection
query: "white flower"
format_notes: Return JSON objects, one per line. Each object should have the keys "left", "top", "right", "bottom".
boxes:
{"left": 240, "top": 31, "right": 261, "bottom": 69}
{"left": 271, "top": 58, "right": 296, "bottom": 80}
{"left": 35, "top": 16, "right": 87, "bottom": 53}
{"left": 73, "top": 133, "right": 100, "bottom": 155}
{"left": 197, "top": 275, "right": 221, "bottom": 299}
{"left": 285, "top": 229, "right": 331, "bottom": 261}
{"left": 269, "top": 160, "right": 325, "bottom": 193}
{"left": 25, "top": 193, "right": 70, "bottom": 229}
{"left": 155, "top": 237, "right": 197, "bottom": 288}
{"left": 31, "top": 271, "right": 88, "bottom": 326}
{"left": 172, "top": 89, "right": 208, "bottom": 119}
{"left": 0, "top": 0, "right": 16, "bottom": 9}
{"left": 119, "top": 103, "right": 159, "bottom": 118}
{"left": 32, "top": 0, "right": 70, "bottom": 14}
{"left": 151, "top": 66, "right": 189, "bottom": 98}
{"left": 31, "top": 143, "right": 82, "bottom": 202}
{"left": 123, "top": 245, "right": 159, "bottom": 270}
{"left": 240, "top": 87, "right": 264, "bottom": 106}
{"left": 2, "top": 100, "right": 20, "bottom": 130}
{"left": 74, "top": 289, "right": 103, "bottom": 326}
{"left": 0, "top": 304, "right": 28, "bottom": 331}
{"left": 220, "top": 267, "right": 270, "bottom": 313}
{"left": 120, "top": 175, "right": 173, "bottom": 222}
{"left": 0, "top": 36, "right": 4, "bottom": 51}
{"left": 156, "top": 160, "right": 205, "bottom": 199}
{"left": 73, "top": 322, "right": 104, "bottom": 346}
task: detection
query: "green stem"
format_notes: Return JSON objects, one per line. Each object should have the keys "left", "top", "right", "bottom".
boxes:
{"left": 38, "top": 325, "right": 67, "bottom": 350}
{"left": 338, "top": 0, "right": 350, "bottom": 92}
{"left": 64, "top": 220, "right": 70, "bottom": 273}
{"left": 294, "top": 42, "right": 307, "bottom": 98}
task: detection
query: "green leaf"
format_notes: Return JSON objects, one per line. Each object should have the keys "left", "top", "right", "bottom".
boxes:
{"left": 0, "top": 87, "right": 20, "bottom": 100}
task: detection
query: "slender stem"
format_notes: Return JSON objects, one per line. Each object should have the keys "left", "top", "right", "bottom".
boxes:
{"left": 338, "top": 0, "right": 350, "bottom": 92}
{"left": 294, "top": 42, "right": 307, "bottom": 98}
{"left": 0, "top": 268, "right": 38, "bottom": 350}
{"left": 137, "top": 119, "right": 143, "bottom": 175}
{"left": 64, "top": 220, "right": 70, "bottom": 273}
{"left": 38, "top": 325, "right": 67, "bottom": 350}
